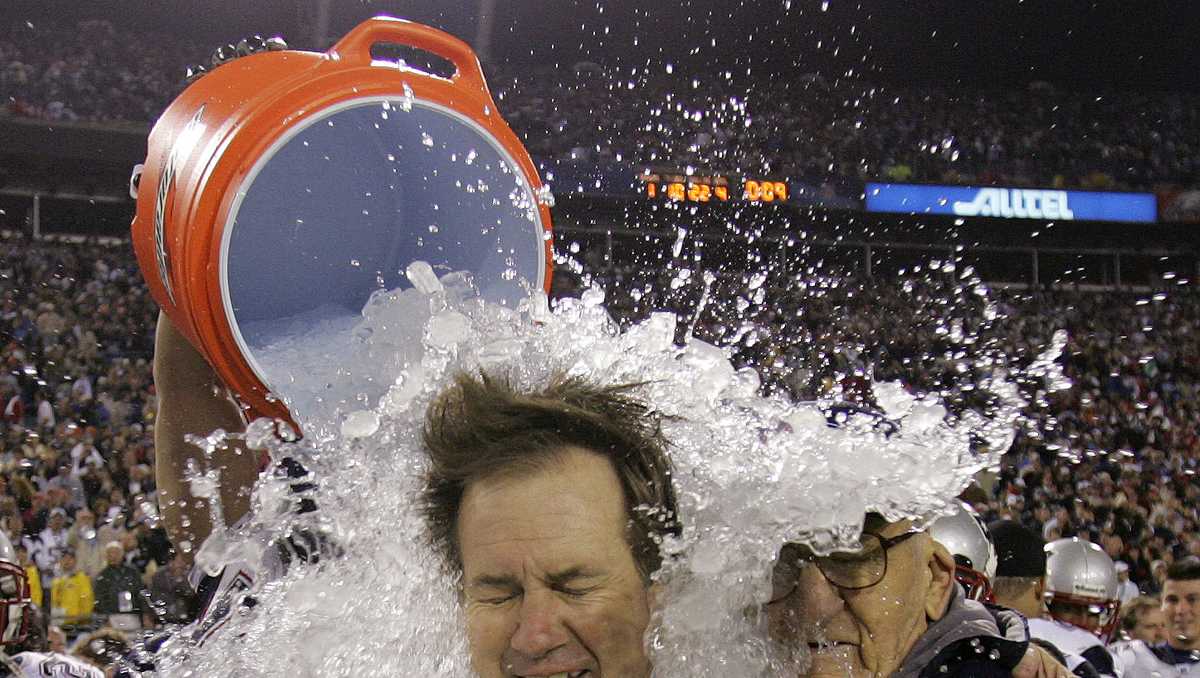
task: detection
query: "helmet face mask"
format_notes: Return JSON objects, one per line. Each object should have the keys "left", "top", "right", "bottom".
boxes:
{"left": 952, "top": 556, "right": 996, "bottom": 604}
{"left": 1045, "top": 591, "right": 1121, "bottom": 640}
{"left": 0, "top": 536, "right": 31, "bottom": 647}
{"left": 930, "top": 502, "right": 997, "bottom": 604}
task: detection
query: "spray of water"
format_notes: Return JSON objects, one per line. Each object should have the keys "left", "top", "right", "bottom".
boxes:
{"left": 151, "top": 269, "right": 1067, "bottom": 677}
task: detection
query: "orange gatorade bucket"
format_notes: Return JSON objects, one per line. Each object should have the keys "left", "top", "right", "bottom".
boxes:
{"left": 130, "top": 17, "right": 554, "bottom": 428}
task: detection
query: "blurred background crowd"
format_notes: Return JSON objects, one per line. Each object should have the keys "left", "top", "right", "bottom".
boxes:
{"left": 0, "top": 237, "right": 194, "bottom": 640}
{"left": 3, "top": 19, "right": 1198, "bottom": 197}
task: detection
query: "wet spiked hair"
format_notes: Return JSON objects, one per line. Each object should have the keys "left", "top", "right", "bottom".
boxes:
{"left": 421, "top": 370, "right": 680, "bottom": 581}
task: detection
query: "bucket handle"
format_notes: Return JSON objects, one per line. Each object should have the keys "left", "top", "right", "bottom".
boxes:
{"left": 330, "top": 16, "right": 490, "bottom": 98}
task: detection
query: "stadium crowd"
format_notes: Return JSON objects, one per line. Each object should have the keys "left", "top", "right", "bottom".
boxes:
{"left": 3, "top": 19, "right": 1198, "bottom": 195}
{"left": 0, "top": 235, "right": 193, "bottom": 644}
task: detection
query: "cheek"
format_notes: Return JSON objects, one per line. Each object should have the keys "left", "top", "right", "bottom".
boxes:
{"left": 848, "top": 586, "right": 919, "bottom": 640}
{"left": 466, "top": 608, "right": 512, "bottom": 662}
{"left": 583, "top": 594, "right": 651, "bottom": 666}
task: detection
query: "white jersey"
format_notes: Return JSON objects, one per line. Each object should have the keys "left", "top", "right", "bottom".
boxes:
{"left": 6, "top": 652, "right": 104, "bottom": 678}
{"left": 1029, "top": 617, "right": 1123, "bottom": 677}
{"left": 1110, "top": 639, "right": 1200, "bottom": 677}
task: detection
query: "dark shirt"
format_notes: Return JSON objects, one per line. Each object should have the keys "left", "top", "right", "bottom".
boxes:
{"left": 92, "top": 563, "right": 147, "bottom": 615}
{"left": 1152, "top": 643, "right": 1200, "bottom": 666}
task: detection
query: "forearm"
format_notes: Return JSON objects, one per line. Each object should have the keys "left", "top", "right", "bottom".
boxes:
{"left": 153, "top": 311, "right": 258, "bottom": 562}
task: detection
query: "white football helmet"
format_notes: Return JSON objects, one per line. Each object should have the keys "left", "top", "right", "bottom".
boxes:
{"left": 0, "top": 530, "right": 31, "bottom": 647}
{"left": 1043, "top": 537, "right": 1121, "bottom": 640}
{"left": 929, "top": 501, "right": 997, "bottom": 602}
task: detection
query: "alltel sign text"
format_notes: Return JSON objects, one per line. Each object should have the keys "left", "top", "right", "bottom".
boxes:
{"left": 865, "top": 183, "right": 1157, "bottom": 223}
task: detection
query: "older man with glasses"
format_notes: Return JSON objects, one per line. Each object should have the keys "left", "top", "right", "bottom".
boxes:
{"left": 768, "top": 513, "right": 1072, "bottom": 677}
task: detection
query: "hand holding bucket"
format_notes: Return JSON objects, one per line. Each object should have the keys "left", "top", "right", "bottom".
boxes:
{"left": 131, "top": 17, "right": 554, "bottom": 430}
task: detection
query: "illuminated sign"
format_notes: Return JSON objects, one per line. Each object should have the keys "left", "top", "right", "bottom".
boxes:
{"left": 865, "top": 183, "right": 1158, "bottom": 223}
{"left": 641, "top": 172, "right": 789, "bottom": 204}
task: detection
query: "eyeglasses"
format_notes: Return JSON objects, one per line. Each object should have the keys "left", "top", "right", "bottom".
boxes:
{"left": 769, "top": 529, "right": 924, "bottom": 603}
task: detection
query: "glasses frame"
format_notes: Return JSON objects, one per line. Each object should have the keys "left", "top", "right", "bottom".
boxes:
{"left": 770, "top": 528, "right": 924, "bottom": 603}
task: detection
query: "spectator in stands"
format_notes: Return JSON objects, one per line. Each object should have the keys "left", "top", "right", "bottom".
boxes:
{"left": 1115, "top": 562, "right": 1140, "bottom": 605}
{"left": 92, "top": 541, "right": 148, "bottom": 626}
{"left": 67, "top": 508, "right": 105, "bottom": 578}
{"left": 34, "top": 507, "right": 70, "bottom": 577}
{"left": 49, "top": 548, "right": 93, "bottom": 629}
{"left": 148, "top": 549, "right": 196, "bottom": 624}
{"left": 14, "top": 542, "right": 42, "bottom": 611}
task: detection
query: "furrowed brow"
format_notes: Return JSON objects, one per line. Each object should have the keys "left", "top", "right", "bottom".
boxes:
{"left": 470, "top": 574, "right": 522, "bottom": 590}
{"left": 545, "top": 566, "right": 601, "bottom": 587}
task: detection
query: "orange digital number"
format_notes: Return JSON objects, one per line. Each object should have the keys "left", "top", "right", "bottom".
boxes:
{"left": 666, "top": 182, "right": 686, "bottom": 201}
{"left": 688, "top": 183, "right": 711, "bottom": 202}
{"left": 743, "top": 180, "right": 789, "bottom": 202}
{"left": 714, "top": 185, "right": 729, "bottom": 201}
{"left": 646, "top": 182, "right": 657, "bottom": 198}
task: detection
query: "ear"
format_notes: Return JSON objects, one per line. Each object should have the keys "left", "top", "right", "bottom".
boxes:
{"left": 925, "top": 540, "right": 957, "bottom": 622}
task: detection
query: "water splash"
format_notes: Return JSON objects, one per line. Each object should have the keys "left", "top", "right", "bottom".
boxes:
{"left": 156, "top": 271, "right": 1045, "bottom": 677}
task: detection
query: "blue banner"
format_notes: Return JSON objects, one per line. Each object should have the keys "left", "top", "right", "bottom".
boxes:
{"left": 865, "top": 183, "right": 1158, "bottom": 223}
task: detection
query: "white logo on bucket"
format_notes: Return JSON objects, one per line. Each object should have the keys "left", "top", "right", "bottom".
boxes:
{"left": 155, "top": 104, "right": 207, "bottom": 305}
{"left": 952, "top": 188, "right": 1076, "bottom": 220}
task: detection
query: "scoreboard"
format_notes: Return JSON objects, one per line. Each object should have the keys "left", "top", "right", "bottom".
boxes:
{"left": 640, "top": 171, "right": 789, "bottom": 204}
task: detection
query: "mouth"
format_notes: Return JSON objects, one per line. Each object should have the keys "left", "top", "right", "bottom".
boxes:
{"left": 807, "top": 641, "right": 856, "bottom": 650}
{"left": 805, "top": 640, "right": 860, "bottom": 660}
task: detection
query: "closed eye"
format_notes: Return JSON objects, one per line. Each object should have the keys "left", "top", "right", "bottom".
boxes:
{"left": 477, "top": 592, "right": 519, "bottom": 605}
{"left": 555, "top": 585, "right": 597, "bottom": 598}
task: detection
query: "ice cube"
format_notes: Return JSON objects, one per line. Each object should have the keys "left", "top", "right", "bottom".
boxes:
{"left": 406, "top": 260, "right": 443, "bottom": 294}
{"left": 341, "top": 410, "right": 380, "bottom": 438}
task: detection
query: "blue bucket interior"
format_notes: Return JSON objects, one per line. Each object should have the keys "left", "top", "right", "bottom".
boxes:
{"left": 223, "top": 98, "right": 544, "bottom": 378}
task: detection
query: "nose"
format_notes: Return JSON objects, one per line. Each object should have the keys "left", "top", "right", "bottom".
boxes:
{"left": 792, "top": 561, "right": 849, "bottom": 624}
{"left": 508, "top": 589, "right": 570, "bottom": 659}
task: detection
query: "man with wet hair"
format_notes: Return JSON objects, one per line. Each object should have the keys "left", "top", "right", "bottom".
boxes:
{"left": 1112, "top": 557, "right": 1200, "bottom": 675}
{"left": 767, "top": 512, "right": 1072, "bottom": 677}
{"left": 420, "top": 370, "right": 680, "bottom": 678}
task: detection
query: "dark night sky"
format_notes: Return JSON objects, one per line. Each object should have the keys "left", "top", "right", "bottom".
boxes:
{"left": 8, "top": 0, "right": 1199, "bottom": 92}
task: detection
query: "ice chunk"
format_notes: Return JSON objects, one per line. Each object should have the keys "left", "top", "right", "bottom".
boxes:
{"left": 341, "top": 410, "right": 380, "bottom": 438}
{"left": 406, "top": 260, "right": 443, "bottom": 295}
{"left": 426, "top": 310, "right": 471, "bottom": 349}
